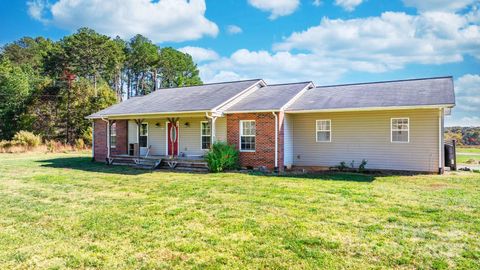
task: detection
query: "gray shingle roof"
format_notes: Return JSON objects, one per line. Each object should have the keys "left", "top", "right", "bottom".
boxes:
{"left": 87, "top": 79, "right": 262, "bottom": 118}
{"left": 286, "top": 77, "right": 455, "bottom": 111}
{"left": 225, "top": 82, "right": 312, "bottom": 112}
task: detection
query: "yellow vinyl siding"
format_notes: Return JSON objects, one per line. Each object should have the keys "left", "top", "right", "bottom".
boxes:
{"left": 291, "top": 109, "right": 440, "bottom": 172}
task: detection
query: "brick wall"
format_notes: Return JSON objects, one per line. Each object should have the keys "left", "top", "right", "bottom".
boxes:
{"left": 227, "top": 112, "right": 284, "bottom": 171}
{"left": 93, "top": 119, "right": 128, "bottom": 162}
{"left": 111, "top": 120, "right": 128, "bottom": 156}
{"left": 93, "top": 119, "right": 107, "bottom": 162}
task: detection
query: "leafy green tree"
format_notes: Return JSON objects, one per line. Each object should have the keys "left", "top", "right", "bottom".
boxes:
{"left": 125, "top": 34, "right": 159, "bottom": 96}
{"left": 159, "top": 47, "right": 202, "bottom": 88}
{"left": 1, "top": 37, "right": 55, "bottom": 75}
{"left": 0, "top": 58, "right": 31, "bottom": 139}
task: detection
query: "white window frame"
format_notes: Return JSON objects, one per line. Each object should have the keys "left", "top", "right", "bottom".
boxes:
{"left": 316, "top": 119, "right": 331, "bottom": 142}
{"left": 139, "top": 122, "right": 148, "bottom": 148}
{"left": 391, "top": 118, "right": 410, "bottom": 143}
{"left": 200, "top": 121, "right": 211, "bottom": 150}
{"left": 110, "top": 122, "right": 117, "bottom": 149}
{"left": 239, "top": 120, "right": 256, "bottom": 152}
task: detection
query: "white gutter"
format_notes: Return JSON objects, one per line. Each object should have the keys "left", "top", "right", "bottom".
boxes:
{"left": 285, "top": 104, "right": 455, "bottom": 114}
{"left": 86, "top": 110, "right": 211, "bottom": 119}
{"left": 272, "top": 112, "right": 278, "bottom": 170}
{"left": 224, "top": 109, "right": 280, "bottom": 114}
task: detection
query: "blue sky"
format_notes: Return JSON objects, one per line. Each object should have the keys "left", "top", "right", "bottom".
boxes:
{"left": 1, "top": 0, "right": 479, "bottom": 126}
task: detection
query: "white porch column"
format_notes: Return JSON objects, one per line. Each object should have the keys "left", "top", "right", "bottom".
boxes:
{"left": 211, "top": 116, "right": 217, "bottom": 144}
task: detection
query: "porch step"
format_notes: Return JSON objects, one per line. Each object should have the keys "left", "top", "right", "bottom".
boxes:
{"left": 159, "top": 159, "right": 208, "bottom": 171}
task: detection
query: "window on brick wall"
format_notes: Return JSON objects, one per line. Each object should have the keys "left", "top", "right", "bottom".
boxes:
{"left": 240, "top": 120, "right": 256, "bottom": 151}
{"left": 110, "top": 122, "right": 117, "bottom": 148}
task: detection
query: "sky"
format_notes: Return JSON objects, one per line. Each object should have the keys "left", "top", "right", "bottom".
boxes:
{"left": 1, "top": 0, "right": 479, "bottom": 126}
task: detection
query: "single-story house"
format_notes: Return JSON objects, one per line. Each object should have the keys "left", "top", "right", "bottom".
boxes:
{"left": 87, "top": 76, "right": 455, "bottom": 173}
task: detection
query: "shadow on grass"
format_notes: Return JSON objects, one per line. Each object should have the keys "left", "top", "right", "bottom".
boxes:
{"left": 38, "top": 157, "right": 149, "bottom": 175}
{"left": 249, "top": 171, "right": 377, "bottom": 182}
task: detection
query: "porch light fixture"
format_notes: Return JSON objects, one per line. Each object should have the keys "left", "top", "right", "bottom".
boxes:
{"left": 155, "top": 122, "right": 161, "bottom": 127}
{"left": 184, "top": 122, "right": 190, "bottom": 128}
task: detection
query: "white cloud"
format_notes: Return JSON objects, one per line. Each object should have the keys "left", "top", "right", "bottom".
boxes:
{"left": 446, "top": 74, "right": 480, "bottom": 126}
{"left": 248, "top": 0, "right": 300, "bottom": 19}
{"left": 226, "top": 25, "right": 243, "bottom": 35}
{"left": 335, "top": 0, "right": 363, "bottom": 12}
{"left": 455, "top": 74, "right": 480, "bottom": 112}
{"left": 178, "top": 46, "right": 219, "bottom": 62}
{"left": 200, "top": 11, "right": 479, "bottom": 88}
{"left": 274, "top": 11, "right": 480, "bottom": 68}
{"left": 27, "top": 0, "right": 218, "bottom": 43}
{"left": 446, "top": 116, "right": 480, "bottom": 127}
{"left": 403, "top": 0, "right": 476, "bottom": 12}
{"left": 312, "top": 0, "right": 322, "bottom": 7}
{"left": 199, "top": 49, "right": 349, "bottom": 84}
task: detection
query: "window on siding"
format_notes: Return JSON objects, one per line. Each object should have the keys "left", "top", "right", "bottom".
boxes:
{"left": 139, "top": 123, "right": 148, "bottom": 147}
{"left": 201, "top": 121, "right": 211, "bottom": 150}
{"left": 110, "top": 122, "right": 116, "bottom": 148}
{"left": 240, "top": 120, "right": 256, "bottom": 151}
{"left": 316, "top": 120, "right": 331, "bottom": 142}
{"left": 391, "top": 118, "right": 409, "bottom": 143}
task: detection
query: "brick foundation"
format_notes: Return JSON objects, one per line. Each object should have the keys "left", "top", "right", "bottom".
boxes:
{"left": 227, "top": 113, "right": 284, "bottom": 171}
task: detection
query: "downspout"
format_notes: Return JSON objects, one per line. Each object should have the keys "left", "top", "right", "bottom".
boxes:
{"left": 272, "top": 112, "right": 278, "bottom": 171}
{"left": 438, "top": 108, "right": 444, "bottom": 174}
{"left": 101, "top": 117, "right": 110, "bottom": 160}
{"left": 205, "top": 112, "right": 217, "bottom": 145}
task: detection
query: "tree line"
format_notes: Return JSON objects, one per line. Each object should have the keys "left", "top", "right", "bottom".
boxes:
{"left": 445, "top": 127, "right": 480, "bottom": 146}
{"left": 0, "top": 28, "right": 202, "bottom": 143}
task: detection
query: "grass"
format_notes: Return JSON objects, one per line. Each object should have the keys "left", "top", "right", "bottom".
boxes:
{"left": 1, "top": 152, "right": 479, "bottom": 269}
{"left": 457, "top": 147, "right": 480, "bottom": 154}
{"left": 457, "top": 147, "right": 480, "bottom": 164}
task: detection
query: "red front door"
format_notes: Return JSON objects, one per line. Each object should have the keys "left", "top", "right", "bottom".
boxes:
{"left": 168, "top": 122, "right": 178, "bottom": 156}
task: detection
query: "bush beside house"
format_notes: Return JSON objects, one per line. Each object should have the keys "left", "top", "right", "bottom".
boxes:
{"left": 205, "top": 142, "right": 239, "bottom": 172}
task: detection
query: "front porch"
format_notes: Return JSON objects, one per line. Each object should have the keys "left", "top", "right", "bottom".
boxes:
{"left": 107, "top": 154, "right": 208, "bottom": 171}
{"left": 96, "top": 112, "right": 226, "bottom": 170}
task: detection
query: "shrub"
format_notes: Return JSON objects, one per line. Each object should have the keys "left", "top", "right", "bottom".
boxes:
{"left": 46, "top": 140, "right": 61, "bottom": 153}
{"left": 205, "top": 142, "right": 239, "bottom": 172}
{"left": 75, "top": 138, "right": 85, "bottom": 150}
{"left": 82, "top": 127, "right": 93, "bottom": 146}
{"left": 336, "top": 161, "right": 348, "bottom": 171}
{"left": 12, "top": 131, "right": 41, "bottom": 148}
{"left": 358, "top": 159, "right": 368, "bottom": 173}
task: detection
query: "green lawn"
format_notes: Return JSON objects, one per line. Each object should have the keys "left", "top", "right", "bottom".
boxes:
{"left": 457, "top": 147, "right": 480, "bottom": 164}
{"left": 1, "top": 153, "right": 479, "bottom": 269}
{"left": 457, "top": 147, "right": 480, "bottom": 154}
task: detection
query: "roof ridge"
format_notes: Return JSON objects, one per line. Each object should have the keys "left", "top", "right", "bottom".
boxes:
{"left": 267, "top": 81, "right": 312, "bottom": 86}
{"left": 316, "top": 76, "right": 453, "bottom": 88}
{"left": 155, "top": 79, "right": 262, "bottom": 90}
